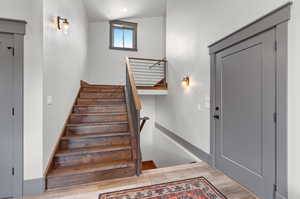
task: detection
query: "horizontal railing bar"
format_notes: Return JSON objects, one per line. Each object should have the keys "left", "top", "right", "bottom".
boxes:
{"left": 133, "top": 68, "right": 164, "bottom": 72}
{"left": 132, "top": 65, "right": 165, "bottom": 70}
{"left": 135, "top": 78, "right": 164, "bottom": 81}
{"left": 135, "top": 80, "right": 162, "bottom": 83}
{"left": 135, "top": 79, "right": 163, "bottom": 82}
{"left": 133, "top": 71, "right": 164, "bottom": 74}
{"left": 133, "top": 71, "right": 164, "bottom": 77}
{"left": 131, "top": 63, "right": 164, "bottom": 66}
{"left": 134, "top": 74, "right": 164, "bottom": 78}
{"left": 135, "top": 75, "right": 163, "bottom": 78}
{"left": 130, "top": 60, "right": 163, "bottom": 64}
{"left": 134, "top": 72, "right": 164, "bottom": 75}
{"left": 132, "top": 68, "right": 164, "bottom": 72}
{"left": 129, "top": 57, "right": 167, "bottom": 62}
{"left": 134, "top": 76, "right": 164, "bottom": 79}
{"left": 132, "top": 67, "right": 164, "bottom": 71}
{"left": 136, "top": 84, "right": 157, "bottom": 86}
{"left": 132, "top": 65, "right": 164, "bottom": 69}
{"left": 135, "top": 79, "right": 161, "bottom": 81}
{"left": 135, "top": 80, "right": 161, "bottom": 83}
{"left": 133, "top": 72, "right": 164, "bottom": 75}
{"left": 134, "top": 75, "right": 164, "bottom": 78}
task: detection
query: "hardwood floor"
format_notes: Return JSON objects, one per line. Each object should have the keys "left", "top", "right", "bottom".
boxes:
{"left": 24, "top": 162, "right": 259, "bottom": 199}
{"left": 142, "top": 160, "right": 157, "bottom": 170}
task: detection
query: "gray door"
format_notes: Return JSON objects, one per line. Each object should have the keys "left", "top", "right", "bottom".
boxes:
{"left": 215, "top": 29, "right": 276, "bottom": 199}
{"left": 0, "top": 34, "right": 14, "bottom": 198}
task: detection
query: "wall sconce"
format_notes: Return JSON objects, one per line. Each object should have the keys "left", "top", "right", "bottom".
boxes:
{"left": 57, "top": 16, "right": 70, "bottom": 32}
{"left": 182, "top": 76, "right": 190, "bottom": 87}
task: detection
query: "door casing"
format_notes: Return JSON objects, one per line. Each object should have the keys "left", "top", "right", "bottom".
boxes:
{"left": 209, "top": 3, "right": 291, "bottom": 199}
{"left": 0, "top": 18, "right": 26, "bottom": 198}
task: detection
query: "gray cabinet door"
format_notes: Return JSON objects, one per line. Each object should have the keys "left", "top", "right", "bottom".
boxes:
{"left": 0, "top": 34, "right": 14, "bottom": 198}
{"left": 215, "top": 29, "right": 276, "bottom": 199}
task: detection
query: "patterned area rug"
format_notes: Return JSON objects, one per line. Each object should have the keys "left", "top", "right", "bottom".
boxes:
{"left": 99, "top": 177, "right": 227, "bottom": 199}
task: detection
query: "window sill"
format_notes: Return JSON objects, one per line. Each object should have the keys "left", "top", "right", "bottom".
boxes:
{"left": 109, "top": 47, "right": 138, "bottom": 52}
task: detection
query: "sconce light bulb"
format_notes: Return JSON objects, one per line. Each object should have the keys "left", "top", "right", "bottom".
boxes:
{"left": 182, "top": 76, "right": 190, "bottom": 87}
{"left": 62, "top": 21, "right": 70, "bottom": 30}
{"left": 57, "top": 16, "right": 70, "bottom": 33}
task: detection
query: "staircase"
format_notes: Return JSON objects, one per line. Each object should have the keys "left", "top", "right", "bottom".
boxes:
{"left": 45, "top": 82, "right": 138, "bottom": 189}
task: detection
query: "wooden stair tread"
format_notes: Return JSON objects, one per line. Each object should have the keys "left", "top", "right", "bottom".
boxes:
{"left": 55, "top": 144, "right": 132, "bottom": 157}
{"left": 83, "top": 85, "right": 124, "bottom": 88}
{"left": 80, "top": 90, "right": 123, "bottom": 93}
{"left": 71, "top": 113, "right": 127, "bottom": 116}
{"left": 73, "top": 105, "right": 125, "bottom": 107}
{"left": 78, "top": 98, "right": 125, "bottom": 101}
{"left": 46, "top": 82, "right": 136, "bottom": 189}
{"left": 48, "top": 160, "right": 134, "bottom": 177}
{"left": 80, "top": 91, "right": 124, "bottom": 93}
{"left": 73, "top": 105, "right": 127, "bottom": 114}
{"left": 61, "top": 131, "right": 130, "bottom": 140}
{"left": 66, "top": 121, "right": 128, "bottom": 127}
{"left": 81, "top": 88, "right": 124, "bottom": 93}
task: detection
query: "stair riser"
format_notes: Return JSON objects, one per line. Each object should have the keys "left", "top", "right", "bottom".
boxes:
{"left": 83, "top": 85, "right": 124, "bottom": 89}
{"left": 69, "top": 114, "right": 128, "bottom": 124}
{"left": 81, "top": 88, "right": 124, "bottom": 92}
{"left": 66, "top": 124, "right": 129, "bottom": 135}
{"left": 54, "top": 150, "right": 132, "bottom": 168}
{"left": 77, "top": 99, "right": 125, "bottom": 105}
{"left": 47, "top": 166, "right": 135, "bottom": 189}
{"left": 80, "top": 92, "right": 124, "bottom": 99}
{"left": 73, "top": 105, "right": 127, "bottom": 114}
{"left": 60, "top": 136, "right": 131, "bottom": 150}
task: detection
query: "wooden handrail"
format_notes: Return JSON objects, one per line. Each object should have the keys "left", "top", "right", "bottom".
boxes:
{"left": 128, "top": 57, "right": 167, "bottom": 62}
{"left": 126, "top": 57, "right": 142, "bottom": 111}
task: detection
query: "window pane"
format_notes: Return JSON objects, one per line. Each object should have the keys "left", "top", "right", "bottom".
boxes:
{"left": 114, "top": 28, "right": 123, "bottom": 48}
{"left": 124, "top": 29, "right": 133, "bottom": 48}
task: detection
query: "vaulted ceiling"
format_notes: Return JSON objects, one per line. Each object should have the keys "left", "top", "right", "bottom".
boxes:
{"left": 83, "top": 0, "right": 166, "bottom": 22}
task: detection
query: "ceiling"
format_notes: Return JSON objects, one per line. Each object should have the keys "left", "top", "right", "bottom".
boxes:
{"left": 83, "top": 0, "right": 166, "bottom": 22}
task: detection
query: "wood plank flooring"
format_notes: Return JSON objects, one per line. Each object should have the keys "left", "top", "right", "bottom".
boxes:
{"left": 142, "top": 160, "right": 157, "bottom": 170}
{"left": 23, "top": 162, "right": 259, "bottom": 199}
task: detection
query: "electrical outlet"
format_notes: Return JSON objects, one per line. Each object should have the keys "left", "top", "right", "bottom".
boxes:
{"left": 47, "top": 96, "right": 53, "bottom": 105}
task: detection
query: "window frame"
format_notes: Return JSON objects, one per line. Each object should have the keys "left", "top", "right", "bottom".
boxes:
{"left": 109, "top": 20, "right": 138, "bottom": 51}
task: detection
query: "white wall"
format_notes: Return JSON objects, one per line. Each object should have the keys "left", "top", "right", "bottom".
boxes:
{"left": 152, "top": 128, "right": 201, "bottom": 168}
{"left": 87, "top": 16, "right": 165, "bottom": 85}
{"left": 140, "top": 94, "right": 201, "bottom": 166}
{"left": 0, "top": 0, "right": 44, "bottom": 180}
{"left": 139, "top": 96, "right": 155, "bottom": 161}
{"left": 157, "top": 0, "right": 300, "bottom": 198}
{"left": 43, "top": 0, "right": 89, "bottom": 170}
{"left": 140, "top": 95, "right": 200, "bottom": 166}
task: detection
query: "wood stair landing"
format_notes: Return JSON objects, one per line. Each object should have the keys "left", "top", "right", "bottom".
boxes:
{"left": 46, "top": 84, "right": 136, "bottom": 190}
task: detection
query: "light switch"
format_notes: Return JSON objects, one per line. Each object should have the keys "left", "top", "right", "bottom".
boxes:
{"left": 197, "top": 104, "right": 202, "bottom": 111}
{"left": 205, "top": 96, "right": 210, "bottom": 109}
{"left": 47, "top": 96, "right": 53, "bottom": 105}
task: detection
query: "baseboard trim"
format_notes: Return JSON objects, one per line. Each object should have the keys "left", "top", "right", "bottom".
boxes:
{"left": 155, "top": 122, "right": 212, "bottom": 165}
{"left": 23, "top": 178, "right": 45, "bottom": 197}
{"left": 276, "top": 192, "right": 287, "bottom": 199}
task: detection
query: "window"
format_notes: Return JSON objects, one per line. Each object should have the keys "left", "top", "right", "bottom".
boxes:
{"left": 109, "top": 20, "right": 137, "bottom": 51}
